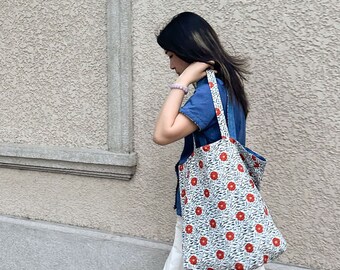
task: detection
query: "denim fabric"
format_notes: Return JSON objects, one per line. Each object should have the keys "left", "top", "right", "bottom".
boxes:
{"left": 174, "top": 77, "right": 246, "bottom": 216}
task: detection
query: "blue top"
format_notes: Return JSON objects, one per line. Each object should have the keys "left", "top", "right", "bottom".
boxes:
{"left": 174, "top": 76, "right": 246, "bottom": 216}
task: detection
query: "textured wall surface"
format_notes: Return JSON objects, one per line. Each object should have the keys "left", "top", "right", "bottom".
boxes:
{"left": 0, "top": 0, "right": 339, "bottom": 270}
{"left": 0, "top": 0, "right": 108, "bottom": 148}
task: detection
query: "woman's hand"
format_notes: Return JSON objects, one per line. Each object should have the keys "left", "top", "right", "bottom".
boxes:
{"left": 175, "top": 62, "right": 214, "bottom": 86}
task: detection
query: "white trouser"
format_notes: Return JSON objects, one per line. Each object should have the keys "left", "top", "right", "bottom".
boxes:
{"left": 163, "top": 216, "right": 266, "bottom": 270}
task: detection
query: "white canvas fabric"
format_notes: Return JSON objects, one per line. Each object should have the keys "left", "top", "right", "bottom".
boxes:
{"left": 163, "top": 216, "right": 185, "bottom": 270}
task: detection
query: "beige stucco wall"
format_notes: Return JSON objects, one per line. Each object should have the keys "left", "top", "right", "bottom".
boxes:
{"left": 0, "top": 0, "right": 339, "bottom": 269}
{"left": 1, "top": 0, "right": 108, "bottom": 149}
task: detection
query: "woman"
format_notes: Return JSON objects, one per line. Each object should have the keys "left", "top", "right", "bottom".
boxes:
{"left": 154, "top": 12, "right": 265, "bottom": 270}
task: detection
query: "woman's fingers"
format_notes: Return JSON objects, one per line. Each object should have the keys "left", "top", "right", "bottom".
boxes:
{"left": 177, "top": 61, "right": 217, "bottom": 85}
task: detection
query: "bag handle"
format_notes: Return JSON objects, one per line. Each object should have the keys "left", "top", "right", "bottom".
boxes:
{"left": 206, "top": 69, "right": 230, "bottom": 139}
{"left": 191, "top": 70, "right": 230, "bottom": 149}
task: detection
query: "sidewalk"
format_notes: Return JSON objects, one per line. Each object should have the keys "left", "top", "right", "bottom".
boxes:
{"left": 266, "top": 263, "right": 312, "bottom": 270}
{"left": 0, "top": 215, "right": 311, "bottom": 270}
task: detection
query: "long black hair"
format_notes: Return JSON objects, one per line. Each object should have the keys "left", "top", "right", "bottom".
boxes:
{"left": 157, "top": 12, "right": 249, "bottom": 116}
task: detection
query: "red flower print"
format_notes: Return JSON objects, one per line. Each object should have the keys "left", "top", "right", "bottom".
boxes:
{"left": 191, "top": 177, "right": 198, "bottom": 186}
{"left": 207, "top": 268, "right": 214, "bottom": 270}
{"left": 226, "top": 231, "right": 234, "bottom": 241}
{"left": 199, "top": 160, "right": 204, "bottom": 169}
{"left": 272, "top": 237, "right": 281, "bottom": 247}
{"left": 249, "top": 179, "right": 255, "bottom": 188}
{"left": 254, "top": 162, "right": 259, "bottom": 168}
{"left": 209, "top": 82, "right": 214, "bottom": 88}
{"left": 218, "top": 201, "right": 226, "bottom": 210}
{"left": 210, "top": 171, "right": 218, "bottom": 180}
{"left": 229, "top": 137, "right": 236, "bottom": 144}
{"left": 227, "top": 181, "right": 236, "bottom": 191}
{"left": 185, "top": 225, "right": 193, "bottom": 234}
{"left": 210, "top": 219, "right": 217, "bottom": 228}
{"left": 195, "top": 206, "right": 203, "bottom": 215}
{"left": 190, "top": 152, "right": 195, "bottom": 157}
{"left": 245, "top": 243, "right": 254, "bottom": 253}
{"left": 240, "top": 153, "right": 245, "bottom": 161}
{"left": 181, "top": 189, "right": 186, "bottom": 197}
{"left": 203, "top": 145, "right": 210, "bottom": 152}
{"left": 255, "top": 224, "right": 263, "bottom": 233}
{"left": 236, "top": 211, "right": 245, "bottom": 221}
{"left": 235, "top": 263, "right": 244, "bottom": 270}
{"left": 264, "top": 207, "right": 269, "bottom": 215}
{"left": 200, "top": 236, "right": 208, "bottom": 246}
{"left": 246, "top": 193, "right": 255, "bottom": 203}
{"left": 263, "top": 255, "right": 269, "bottom": 263}
{"left": 220, "top": 152, "right": 228, "bottom": 161}
{"left": 204, "top": 189, "right": 210, "bottom": 198}
{"left": 184, "top": 197, "right": 188, "bottom": 204}
{"left": 237, "top": 164, "right": 244, "bottom": 172}
{"left": 216, "top": 250, "right": 224, "bottom": 260}
{"left": 221, "top": 135, "right": 227, "bottom": 139}
{"left": 215, "top": 108, "right": 221, "bottom": 116}
{"left": 189, "top": 255, "right": 197, "bottom": 265}
{"left": 252, "top": 155, "right": 256, "bottom": 161}
{"left": 179, "top": 164, "right": 184, "bottom": 171}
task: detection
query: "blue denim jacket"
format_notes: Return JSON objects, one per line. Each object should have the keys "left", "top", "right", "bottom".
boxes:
{"left": 174, "top": 76, "right": 246, "bottom": 216}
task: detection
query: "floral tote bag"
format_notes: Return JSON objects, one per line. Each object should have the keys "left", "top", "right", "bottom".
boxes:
{"left": 178, "top": 70, "right": 287, "bottom": 270}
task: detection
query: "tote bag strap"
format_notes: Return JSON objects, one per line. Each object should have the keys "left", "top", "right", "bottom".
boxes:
{"left": 206, "top": 69, "right": 230, "bottom": 139}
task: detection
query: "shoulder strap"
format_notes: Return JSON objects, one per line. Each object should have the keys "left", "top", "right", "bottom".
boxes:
{"left": 206, "top": 70, "right": 230, "bottom": 139}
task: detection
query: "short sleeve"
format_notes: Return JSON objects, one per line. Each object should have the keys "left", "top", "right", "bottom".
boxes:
{"left": 179, "top": 82, "right": 215, "bottom": 131}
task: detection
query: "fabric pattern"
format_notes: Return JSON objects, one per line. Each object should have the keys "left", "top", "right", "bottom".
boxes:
{"left": 163, "top": 216, "right": 266, "bottom": 270}
{"left": 178, "top": 70, "right": 287, "bottom": 270}
{"left": 175, "top": 76, "right": 246, "bottom": 216}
